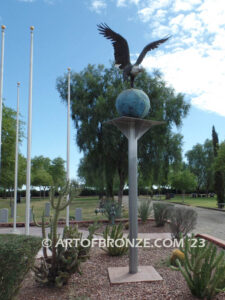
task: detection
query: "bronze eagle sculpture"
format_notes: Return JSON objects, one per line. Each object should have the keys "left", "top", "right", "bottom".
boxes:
{"left": 97, "top": 23, "right": 170, "bottom": 88}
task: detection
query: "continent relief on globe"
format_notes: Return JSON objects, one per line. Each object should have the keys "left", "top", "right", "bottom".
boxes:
{"left": 116, "top": 89, "right": 150, "bottom": 118}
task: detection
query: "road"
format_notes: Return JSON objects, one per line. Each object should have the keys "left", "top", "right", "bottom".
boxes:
{"left": 122, "top": 196, "right": 225, "bottom": 240}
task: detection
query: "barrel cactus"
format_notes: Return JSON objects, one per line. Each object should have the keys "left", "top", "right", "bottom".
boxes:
{"left": 170, "top": 249, "right": 185, "bottom": 267}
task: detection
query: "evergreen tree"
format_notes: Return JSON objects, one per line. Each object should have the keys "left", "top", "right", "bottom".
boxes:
{"left": 212, "top": 126, "right": 224, "bottom": 208}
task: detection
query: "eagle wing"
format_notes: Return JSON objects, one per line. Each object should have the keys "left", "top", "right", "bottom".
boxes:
{"left": 97, "top": 23, "right": 130, "bottom": 69}
{"left": 134, "top": 36, "right": 170, "bottom": 66}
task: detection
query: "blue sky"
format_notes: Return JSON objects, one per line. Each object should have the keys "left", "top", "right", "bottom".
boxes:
{"left": 0, "top": 0, "right": 225, "bottom": 180}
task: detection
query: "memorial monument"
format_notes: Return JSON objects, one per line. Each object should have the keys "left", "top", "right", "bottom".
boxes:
{"left": 98, "top": 23, "right": 169, "bottom": 282}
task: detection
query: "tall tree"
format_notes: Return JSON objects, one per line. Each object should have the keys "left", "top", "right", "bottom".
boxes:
{"left": 56, "top": 64, "right": 189, "bottom": 203}
{"left": 49, "top": 157, "right": 66, "bottom": 186}
{"left": 0, "top": 104, "right": 25, "bottom": 196}
{"left": 186, "top": 139, "right": 214, "bottom": 193}
{"left": 169, "top": 169, "right": 197, "bottom": 202}
{"left": 32, "top": 167, "right": 53, "bottom": 198}
{"left": 212, "top": 126, "right": 224, "bottom": 208}
{"left": 31, "top": 156, "right": 66, "bottom": 195}
{"left": 31, "top": 156, "right": 52, "bottom": 197}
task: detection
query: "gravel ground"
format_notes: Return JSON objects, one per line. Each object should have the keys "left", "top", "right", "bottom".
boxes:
{"left": 17, "top": 246, "right": 225, "bottom": 300}
{"left": 79, "top": 220, "right": 171, "bottom": 235}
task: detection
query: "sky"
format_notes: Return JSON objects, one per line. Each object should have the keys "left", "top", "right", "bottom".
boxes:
{"left": 0, "top": 0, "right": 225, "bottom": 180}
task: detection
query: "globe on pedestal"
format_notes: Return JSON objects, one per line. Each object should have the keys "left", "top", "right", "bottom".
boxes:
{"left": 116, "top": 89, "right": 150, "bottom": 118}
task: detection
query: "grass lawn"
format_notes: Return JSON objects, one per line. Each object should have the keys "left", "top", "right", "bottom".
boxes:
{"left": 0, "top": 196, "right": 107, "bottom": 222}
{"left": 160, "top": 195, "right": 219, "bottom": 208}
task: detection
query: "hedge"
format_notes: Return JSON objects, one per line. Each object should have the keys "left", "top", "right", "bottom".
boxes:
{"left": 0, "top": 234, "right": 42, "bottom": 300}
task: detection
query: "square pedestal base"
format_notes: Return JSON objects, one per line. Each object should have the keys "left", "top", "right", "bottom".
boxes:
{"left": 108, "top": 266, "right": 163, "bottom": 284}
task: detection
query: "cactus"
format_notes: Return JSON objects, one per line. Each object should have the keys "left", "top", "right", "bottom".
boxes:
{"left": 33, "top": 182, "right": 98, "bottom": 287}
{"left": 33, "top": 182, "right": 73, "bottom": 260}
{"left": 101, "top": 223, "right": 128, "bottom": 256}
{"left": 170, "top": 249, "right": 185, "bottom": 267}
{"left": 173, "top": 234, "right": 225, "bottom": 299}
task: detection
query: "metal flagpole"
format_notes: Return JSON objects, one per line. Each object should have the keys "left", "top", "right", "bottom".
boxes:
{"left": 66, "top": 67, "right": 71, "bottom": 227}
{"left": 0, "top": 25, "right": 6, "bottom": 174}
{"left": 12, "top": 82, "right": 20, "bottom": 233}
{"left": 25, "top": 26, "right": 34, "bottom": 235}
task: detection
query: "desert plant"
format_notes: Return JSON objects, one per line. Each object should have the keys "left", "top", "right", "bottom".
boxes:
{"left": 124, "top": 222, "right": 129, "bottom": 230}
{"left": 33, "top": 182, "right": 98, "bottom": 287}
{"left": 153, "top": 202, "right": 173, "bottom": 226}
{"left": 170, "top": 249, "right": 185, "bottom": 267}
{"left": 103, "top": 201, "right": 122, "bottom": 224}
{"left": 0, "top": 234, "right": 41, "bottom": 300}
{"left": 138, "top": 199, "right": 152, "bottom": 222}
{"left": 101, "top": 223, "right": 128, "bottom": 256}
{"left": 169, "top": 206, "right": 197, "bottom": 239}
{"left": 172, "top": 235, "right": 225, "bottom": 299}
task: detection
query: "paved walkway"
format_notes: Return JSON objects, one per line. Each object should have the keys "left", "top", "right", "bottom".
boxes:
{"left": 122, "top": 196, "right": 225, "bottom": 240}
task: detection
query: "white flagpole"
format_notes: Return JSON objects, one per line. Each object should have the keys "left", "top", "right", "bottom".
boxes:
{"left": 66, "top": 67, "right": 71, "bottom": 227}
{"left": 25, "top": 26, "right": 34, "bottom": 235}
{"left": 12, "top": 82, "right": 20, "bottom": 233}
{"left": 0, "top": 25, "right": 6, "bottom": 173}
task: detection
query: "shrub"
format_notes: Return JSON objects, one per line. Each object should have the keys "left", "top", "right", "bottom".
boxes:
{"left": 173, "top": 235, "right": 225, "bottom": 299}
{"left": 138, "top": 199, "right": 152, "bottom": 222}
{"left": 169, "top": 206, "right": 197, "bottom": 239}
{"left": 101, "top": 223, "right": 128, "bottom": 256}
{"left": 103, "top": 201, "right": 122, "bottom": 223}
{"left": 0, "top": 234, "right": 41, "bottom": 300}
{"left": 124, "top": 222, "right": 129, "bottom": 230}
{"left": 153, "top": 202, "right": 173, "bottom": 226}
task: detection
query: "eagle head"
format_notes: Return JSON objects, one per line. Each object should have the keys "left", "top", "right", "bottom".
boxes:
{"left": 131, "top": 65, "right": 144, "bottom": 76}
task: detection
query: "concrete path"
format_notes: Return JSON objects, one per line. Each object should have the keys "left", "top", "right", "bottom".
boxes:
{"left": 122, "top": 196, "right": 225, "bottom": 240}
{"left": 0, "top": 226, "right": 93, "bottom": 238}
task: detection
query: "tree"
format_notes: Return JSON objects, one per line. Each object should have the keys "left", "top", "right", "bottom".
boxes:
{"left": 49, "top": 157, "right": 66, "bottom": 186}
{"left": 31, "top": 156, "right": 52, "bottom": 197}
{"left": 0, "top": 104, "right": 25, "bottom": 198}
{"left": 186, "top": 139, "right": 214, "bottom": 193}
{"left": 78, "top": 153, "right": 106, "bottom": 198}
{"left": 56, "top": 64, "right": 189, "bottom": 204}
{"left": 32, "top": 168, "right": 53, "bottom": 198}
{"left": 214, "top": 141, "right": 225, "bottom": 208}
{"left": 31, "top": 156, "right": 66, "bottom": 196}
{"left": 212, "top": 126, "right": 224, "bottom": 208}
{"left": 169, "top": 169, "right": 197, "bottom": 202}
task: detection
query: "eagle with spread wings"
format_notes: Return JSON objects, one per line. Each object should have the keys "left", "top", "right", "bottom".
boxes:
{"left": 97, "top": 23, "right": 170, "bottom": 88}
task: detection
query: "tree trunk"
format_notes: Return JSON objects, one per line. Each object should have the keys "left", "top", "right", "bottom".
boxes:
{"left": 10, "top": 189, "right": 13, "bottom": 207}
{"left": 182, "top": 190, "right": 185, "bottom": 204}
{"left": 105, "top": 162, "right": 115, "bottom": 201}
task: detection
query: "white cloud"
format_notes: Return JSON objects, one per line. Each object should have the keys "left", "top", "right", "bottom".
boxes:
{"left": 142, "top": 43, "right": 225, "bottom": 116}
{"left": 138, "top": 7, "right": 153, "bottom": 22}
{"left": 90, "top": 0, "right": 106, "bottom": 13}
{"left": 173, "top": 0, "right": 201, "bottom": 12}
{"left": 116, "top": 0, "right": 127, "bottom": 7}
{"left": 116, "top": 0, "right": 140, "bottom": 6}
{"left": 198, "top": 0, "right": 225, "bottom": 33}
{"left": 114, "top": 0, "right": 225, "bottom": 116}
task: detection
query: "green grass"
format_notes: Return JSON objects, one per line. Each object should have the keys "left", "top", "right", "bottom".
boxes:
{"left": 161, "top": 195, "right": 219, "bottom": 208}
{"left": 0, "top": 196, "right": 107, "bottom": 222}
